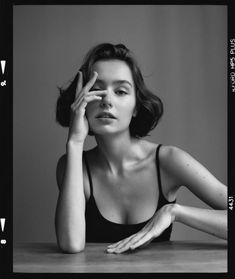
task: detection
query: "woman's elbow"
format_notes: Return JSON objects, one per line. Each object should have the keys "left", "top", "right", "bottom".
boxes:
{"left": 58, "top": 240, "right": 85, "bottom": 254}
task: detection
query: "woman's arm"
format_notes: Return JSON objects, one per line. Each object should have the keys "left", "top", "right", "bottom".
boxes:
{"left": 55, "top": 71, "right": 106, "bottom": 253}
{"left": 173, "top": 204, "right": 227, "bottom": 239}
{"left": 55, "top": 142, "right": 86, "bottom": 253}
{"left": 163, "top": 146, "right": 227, "bottom": 239}
{"left": 107, "top": 145, "right": 227, "bottom": 253}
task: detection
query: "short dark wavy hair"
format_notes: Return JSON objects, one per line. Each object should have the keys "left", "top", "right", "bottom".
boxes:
{"left": 56, "top": 43, "right": 163, "bottom": 138}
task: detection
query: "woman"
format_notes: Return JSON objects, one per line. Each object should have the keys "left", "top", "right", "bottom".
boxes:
{"left": 55, "top": 43, "right": 227, "bottom": 254}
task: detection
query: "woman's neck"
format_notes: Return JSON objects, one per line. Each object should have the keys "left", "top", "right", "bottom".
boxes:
{"left": 95, "top": 132, "right": 140, "bottom": 175}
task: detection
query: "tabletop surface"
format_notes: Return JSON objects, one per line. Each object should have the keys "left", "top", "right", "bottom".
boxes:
{"left": 13, "top": 240, "right": 227, "bottom": 273}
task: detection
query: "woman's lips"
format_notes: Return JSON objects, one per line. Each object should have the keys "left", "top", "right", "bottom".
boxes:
{"left": 96, "top": 112, "right": 116, "bottom": 119}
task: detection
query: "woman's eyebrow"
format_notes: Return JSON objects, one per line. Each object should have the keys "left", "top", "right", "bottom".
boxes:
{"left": 95, "top": 79, "right": 133, "bottom": 87}
{"left": 113, "top": 80, "right": 133, "bottom": 87}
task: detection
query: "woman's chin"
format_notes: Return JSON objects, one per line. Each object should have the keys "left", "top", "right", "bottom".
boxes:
{"left": 91, "top": 126, "right": 130, "bottom": 137}
{"left": 91, "top": 128, "right": 116, "bottom": 136}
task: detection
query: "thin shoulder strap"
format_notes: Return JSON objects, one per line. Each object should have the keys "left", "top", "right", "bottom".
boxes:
{"left": 83, "top": 151, "right": 93, "bottom": 197}
{"left": 155, "top": 144, "right": 164, "bottom": 196}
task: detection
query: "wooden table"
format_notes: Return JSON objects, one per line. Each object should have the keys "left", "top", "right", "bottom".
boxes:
{"left": 13, "top": 240, "right": 227, "bottom": 273}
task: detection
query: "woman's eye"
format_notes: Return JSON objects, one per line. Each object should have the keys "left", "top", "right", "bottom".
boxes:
{"left": 92, "top": 87, "right": 101, "bottom": 91}
{"left": 116, "top": 90, "right": 128, "bottom": 95}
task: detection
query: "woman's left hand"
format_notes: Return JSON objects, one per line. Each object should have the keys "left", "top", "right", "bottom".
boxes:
{"left": 106, "top": 204, "right": 176, "bottom": 254}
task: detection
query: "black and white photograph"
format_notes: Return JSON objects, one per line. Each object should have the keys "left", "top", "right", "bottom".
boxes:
{"left": 1, "top": 1, "right": 234, "bottom": 277}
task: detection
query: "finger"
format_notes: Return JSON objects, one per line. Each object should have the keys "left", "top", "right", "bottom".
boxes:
{"left": 72, "top": 89, "right": 107, "bottom": 108}
{"left": 114, "top": 231, "right": 150, "bottom": 253}
{"left": 75, "top": 71, "right": 83, "bottom": 99}
{"left": 83, "top": 94, "right": 103, "bottom": 104}
{"left": 139, "top": 238, "right": 152, "bottom": 249}
{"left": 72, "top": 89, "right": 106, "bottom": 109}
{"left": 106, "top": 235, "right": 136, "bottom": 252}
{"left": 83, "top": 71, "right": 98, "bottom": 92}
{"left": 107, "top": 236, "right": 133, "bottom": 250}
{"left": 87, "top": 90, "right": 108, "bottom": 97}
{"left": 71, "top": 95, "right": 102, "bottom": 112}
{"left": 107, "top": 231, "right": 146, "bottom": 254}
{"left": 107, "top": 240, "right": 123, "bottom": 249}
{"left": 107, "top": 221, "right": 153, "bottom": 251}
{"left": 129, "top": 232, "right": 154, "bottom": 250}
{"left": 129, "top": 221, "right": 158, "bottom": 248}
{"left": 110, "top": 221, "right": 155, "bottom": 254}
{"left": 107, "top": 220, "right": 153, "bottom": 251}
{"left": 80, "top": 90, "right": 107, "bottom": 103}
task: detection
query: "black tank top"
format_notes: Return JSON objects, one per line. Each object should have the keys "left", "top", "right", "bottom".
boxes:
{"left": 84, "top": 144, "right": 176, "bottom": 243}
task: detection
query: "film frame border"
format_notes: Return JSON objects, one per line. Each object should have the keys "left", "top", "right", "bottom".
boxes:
{"left": 0, "top": 0, "right": 234, "bottom": 278}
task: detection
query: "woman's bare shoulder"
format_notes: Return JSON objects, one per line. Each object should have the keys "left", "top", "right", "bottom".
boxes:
{"left": 157, "top": 144, "right": 186, "bottom": 171}
{"left": 157, "top": 144, "right": 208, "bottom": 186}
{"left": 140, "top": 142, "right": 184, "bottom": 171}
{"left": 136, "top": 140, "right": 182, "bottom": 162}
{"left": 158, "top": 145, "right": 193, "bottom": 166}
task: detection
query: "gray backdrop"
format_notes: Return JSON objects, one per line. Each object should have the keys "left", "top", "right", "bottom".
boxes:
{"left": 13, "top": 5, "right": 227, "bottom": 243}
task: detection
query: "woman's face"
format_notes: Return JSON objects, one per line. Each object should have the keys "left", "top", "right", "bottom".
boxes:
{"left": 86, "top": 59, "right": 136, "bottom": 136}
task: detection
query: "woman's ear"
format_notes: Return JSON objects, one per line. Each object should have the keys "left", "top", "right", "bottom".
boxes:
{"left": 133, "top": 108, "right": 138, "bottom": 117}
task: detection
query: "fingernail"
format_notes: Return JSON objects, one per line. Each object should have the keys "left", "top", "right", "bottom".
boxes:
{"left": 93, "top": 71, "right": 98, "bottom": 75}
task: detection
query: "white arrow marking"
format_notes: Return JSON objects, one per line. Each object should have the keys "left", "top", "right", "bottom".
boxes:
{"left": 1, "top": 60, "right": 6, "bottom": 74}
{"left": 0, "top": 218, "right": 6, "bottom": 232}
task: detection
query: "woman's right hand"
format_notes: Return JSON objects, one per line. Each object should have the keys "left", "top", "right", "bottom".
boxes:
{"left": 67, "top": 71, "right": 107, "bottom": 144}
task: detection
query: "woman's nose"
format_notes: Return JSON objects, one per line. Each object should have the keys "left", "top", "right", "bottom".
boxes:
{"left": 100, "top": 91, "right": 112, "bottom": 108}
